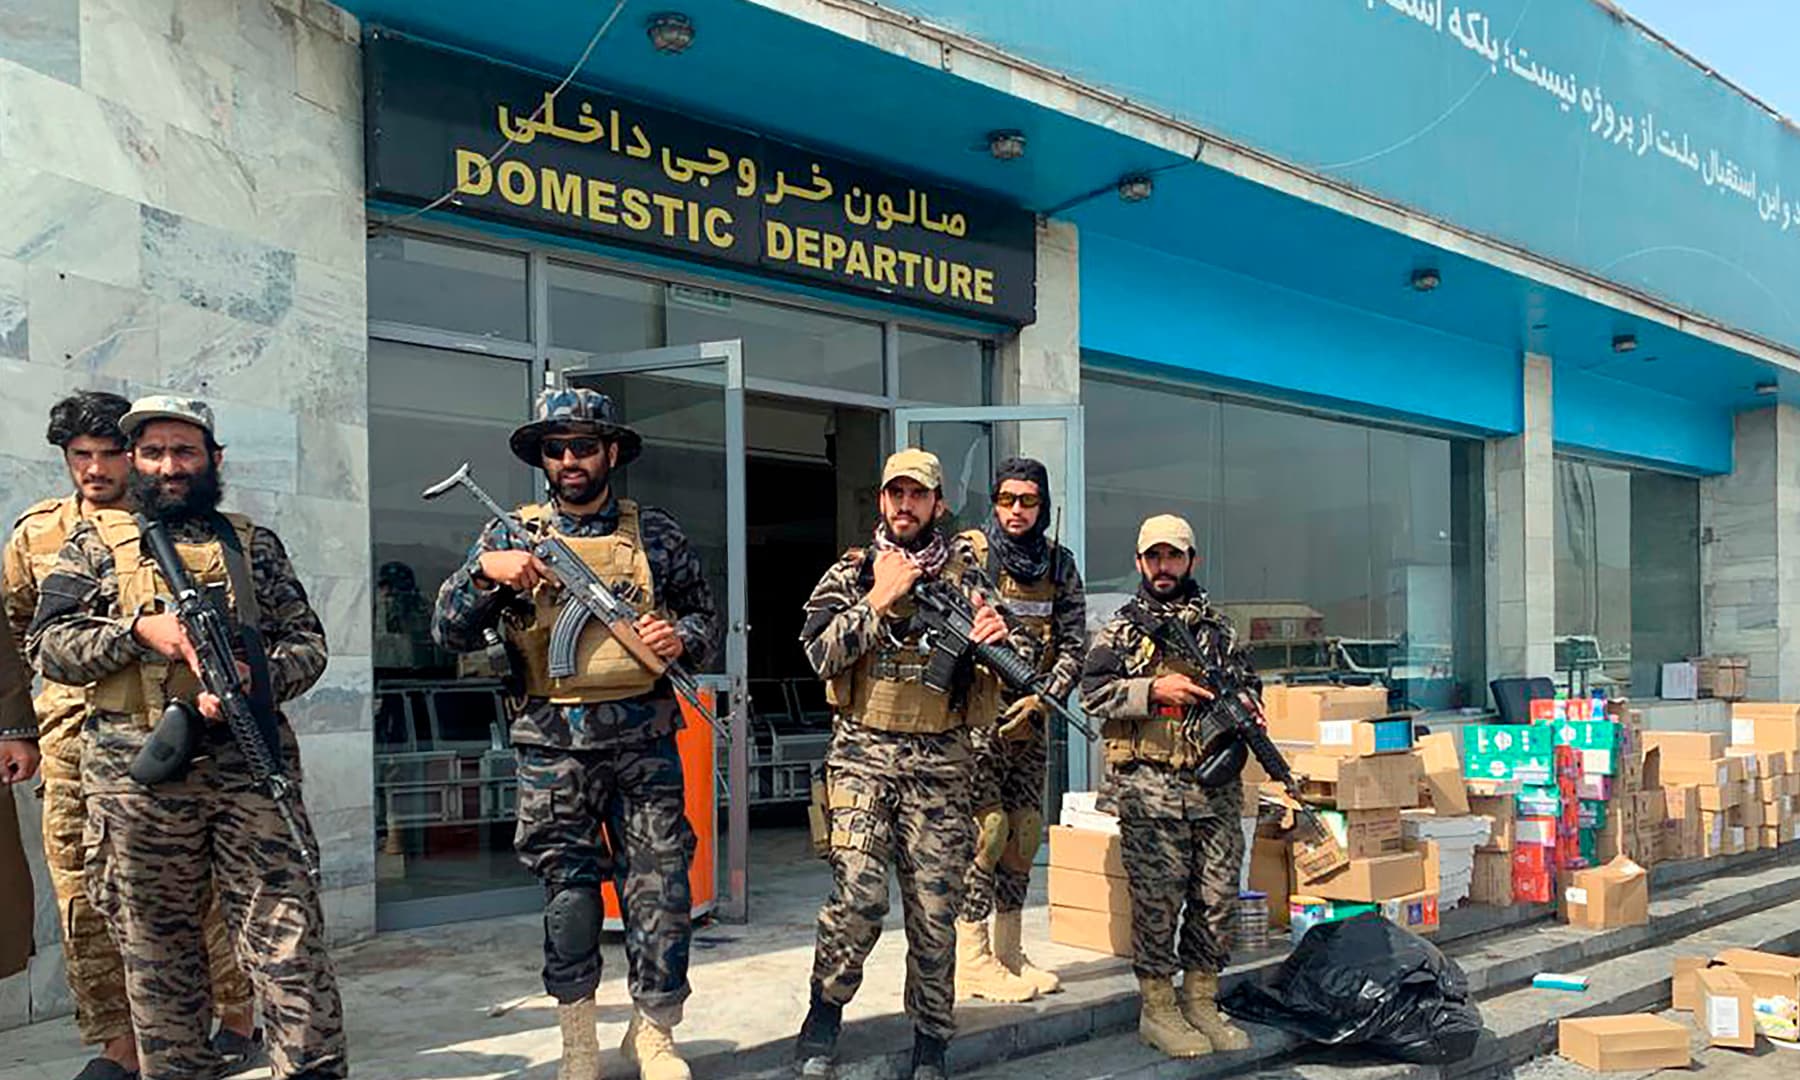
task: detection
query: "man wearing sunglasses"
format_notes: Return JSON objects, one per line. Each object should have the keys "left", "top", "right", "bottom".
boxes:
{"left": 953, "top": 458, "right": 1086, "bottom": 1004}
{"left": 433, "top": 388, "right": 717, "bottom": 1080}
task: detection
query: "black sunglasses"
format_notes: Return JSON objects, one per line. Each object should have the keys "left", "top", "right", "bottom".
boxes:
{"left": 994, "top": 492, "right": 1043, "bottom": 509}
{"left": 541, "top": 437, "right": 604, "bottom": 460}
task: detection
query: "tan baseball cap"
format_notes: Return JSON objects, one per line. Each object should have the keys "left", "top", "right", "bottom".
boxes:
{"left": 1137, "top": 513, "right": 1196, "bottom": 555}
{"left": 881, "top": 448, "right": 943, "bottom": 490}
{"left": 120, "top": 395, "right": 216, "bottom": 440}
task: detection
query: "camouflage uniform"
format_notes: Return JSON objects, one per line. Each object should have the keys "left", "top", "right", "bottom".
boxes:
{"left": 1, "top": 600, "right": 35, "bottom": 981}
{"left": 1080, "top": 586, "right": 1250, "bottom": 979}
{"left": 800, "top": 532, "right": 1024, "bottom": 1042}
{"left": 30, "top": 513, "right": 345, "bottom": 1080}
{"left": 432, "top": 496, "right": 715, "bottom": 1019}
{"left": 958, "top": 538, "right": 1085, "bottom": 922}
{"left": 6, "top": 495, "right": 254, "bottom": 1049}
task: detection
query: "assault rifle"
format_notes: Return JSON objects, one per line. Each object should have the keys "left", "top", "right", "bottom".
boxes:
{"left": 133, "top": 516, "right": 319, "bottom": 880}
{"left": 1148, "top": 613, "right": 1336, "bottom": 849}
{"left": 422, "top": 464, "right": 716, "bottom": 730}
{"left": 911, "top": 578, "right": 1096, "bottom": 741}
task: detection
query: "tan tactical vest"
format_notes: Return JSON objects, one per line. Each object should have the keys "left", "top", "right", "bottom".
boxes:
{"left": 824, "top": 546, "right": 997, "bottom": 734}
{"left": 1102, "top": 631, "right": 1204, "bottom": 768}
{"left": 510, "top": 499, "right": 664, "bottom": 704}
{"left": 961, "top": 529, "right": 1057, "bottom": 664}
{"left": 87, "top": 510, "right": 257, "bottom": 727}
{"left": 9, "top": 498, "right": 88, "bottom": 745}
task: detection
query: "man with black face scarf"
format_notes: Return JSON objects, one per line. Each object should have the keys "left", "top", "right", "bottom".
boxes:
{"left": 1079, "top": 515, "right": 1255, "bottom": 1060}
{"left": 29, "top": 396, "right": 346, "bottom": 1079}
{"left": 952, "top": 457, "right": 1085, "bottom": 1003}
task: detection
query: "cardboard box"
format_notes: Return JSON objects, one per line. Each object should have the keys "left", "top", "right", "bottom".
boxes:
{"left": 1698, "top": 967, "right": 1759, "bottom": 1049}
{"left": 1558, "top": 1015, "right": 1690, "bottom": 1071}
{"left": 1662, "top": 662, "right": 1699, "bottom": 701}
{"left": 1695, "top": 781, "right": 1743, "bottom": 813}
{"left": 1324, "top": 808, "right": 1405, "bottom": 859}
{"left": 1415, "top": 733, "right": 1471, "bottom": 814}
{"left": 1293, "top": 831, "right": 1352, "bottom": 883}
{"left": 1307, "top": 852, "right": 1426, "bottom": 902}
{"left": 1732, "top": 798, "right": 1766, "bottom": 830}
{"left": 1266, "top": 685, "right": 1390, "bottom": 744}
{"left": 1471, "top": 795, "right": 1515, "bottom": 851}
{"left": 1289, "top": 896, "right": 1377, "bottom": 942}
{"left": 1466, "top": 723, "right": 1554, "bottom": 757}
{"left": 1715, "top": 948, "right": 1800, "bottom": 1042}
{"left": 1517, "top": 815, "right": 1557, "bottom": 847}
{"left": 1471, "top": 850, "right": 1513, "bottom": 904}
{"left": 1513, "top": 843, "right": 1554, "bottom": 904}
{"left": 1250, "top": 839, "right": 1292, "bottom": 928}
{"left": 1732, "top": 704, "right": 1800, "bottom": 753}
{"left": 1379, "top": 889, "right": 1440, "bottom": 935}
{"left": 1049, "top": 904, "right": 1131, "bottom": 956}
{"left": 1048, "top": 826, "right": 1126, "bottom": 878}
{"left": 1673, "top": 956, "right": 1710, "bottom": 1011}
{"left": 1292, "top": 751, "right": 1423, "bottom": 811}
{"left": 1048, "top": 866, "right": 1130, "bottom": 914}
{"left": 1564, "top": 856, "right": 1649, "bottom": 929}
{"left": 1317, "top": 713, "right": 1416, "bottom": 758}
{"left": 1646, "top": 731, "right": 1728, "bottom": 763}
{"left": 1466, "top": 751, "right": 1553, "bottom": 785}
{"left": 1661, "top": 758, "right": 1732, "bottom": 789}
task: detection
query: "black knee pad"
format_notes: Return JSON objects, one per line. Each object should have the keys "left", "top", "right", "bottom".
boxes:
{"left": 545, "top": 886, "right": 602, "bottom": 957}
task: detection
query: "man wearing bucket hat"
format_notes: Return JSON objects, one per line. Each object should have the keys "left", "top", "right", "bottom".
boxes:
{"left": 1079, "top": 515, "right": 1255, "bottom": 1060}
{"left": 433, "top": 386, "right": 716, "bottom": 1080}
{"left": 29, "top": 395, "right": 345, "bottom": 1079}
{"left": 793, "top": 448, "right": 1026, "bottom": 1080}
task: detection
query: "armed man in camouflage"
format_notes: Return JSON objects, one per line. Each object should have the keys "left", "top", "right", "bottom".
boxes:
{"left": 793, "top": 448, "right": 1026, "bottom": 1080}
{"left": 4, "top": 391, "right": 262, "bottom": 1080}
{"left": 1079, "top": 514, "right": 1253, "bottom": 1060}
{"left": 2, "top": 586, "right": 37, "bottom": 983}
{"left": 433, "top": 388, "right": 715, "bottom": 1080}
{"left": 28, "top": 396, "right": 344, "bottom": 1080}
{"left": 954, "top": 457, "right": 1086, "bottom": 1003}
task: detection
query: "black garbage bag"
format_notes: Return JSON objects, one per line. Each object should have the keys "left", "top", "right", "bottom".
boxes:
{"left": 1220, "top": 913, "right": 1483, "bottom": 1064}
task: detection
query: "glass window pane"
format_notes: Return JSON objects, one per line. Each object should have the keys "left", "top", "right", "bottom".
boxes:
{"left": 368, "top": 339, "right": 537, "bottom": 905}
{"left": 547, "top": 261, "right": 664, "bottom": 353}
{"left": 898, "top": 330, "right": 987, "bottom": 405}
{"left": 665, "top": 288, "right": 883, "bottom": 394}
{"left": 368, "top": 233, "right": 530, "bottom": 341}
{"left": 1554, "top": 459, "right": 1699, "bottom": 698}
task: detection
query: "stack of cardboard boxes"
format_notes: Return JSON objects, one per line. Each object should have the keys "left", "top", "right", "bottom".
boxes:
{"left": 1731, "top": 704, "right": 1800, "bottom": 848}
{"left": 1671, "top": 947, "right": 1800, "bottom": 1050}
{"left": 1045, "top": 816, "right": 1131, "bottom": 956}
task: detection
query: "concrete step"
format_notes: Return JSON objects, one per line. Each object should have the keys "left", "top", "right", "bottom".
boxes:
{"left": 937, "top": 851, "right": 1800, "bottom": 1080}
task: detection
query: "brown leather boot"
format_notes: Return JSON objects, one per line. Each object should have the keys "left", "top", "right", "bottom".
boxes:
{"left": 955, "top": 918, "right": 1038, "bottom": 1002}
{"left": 1180, "top": 970, "right": 1251, "bottom": 1051}
{"left": 993, "top": 908, "right": 1060, "bottom": 994}
{"left": 556, "top": 999, "right": 601, "bottom": 1080}
{"left": 1137, "top": 976, "right": 1213, "bottom": 1058}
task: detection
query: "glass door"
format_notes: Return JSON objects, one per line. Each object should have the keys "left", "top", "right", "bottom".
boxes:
{"left": 563, "top": 341, "right": 751, "bottom": 923}
{"left": 891, "top": 405, "right": 1095, "bottom": 794}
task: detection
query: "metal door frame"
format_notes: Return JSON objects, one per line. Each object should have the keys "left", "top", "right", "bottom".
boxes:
{"left": 890, "top": 403, "right": 1096, "bottom": 789}
{"left": 563, "top": 340, "right": 751, "bottom": 923}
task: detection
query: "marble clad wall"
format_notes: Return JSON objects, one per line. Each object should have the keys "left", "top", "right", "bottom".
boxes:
{"left": 0, "top": 0, "right": 373, "bottom": 1030}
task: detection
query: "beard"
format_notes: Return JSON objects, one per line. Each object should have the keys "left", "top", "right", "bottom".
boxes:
{"left": 550, "top": 457, "right": 610, "bottom": 507}
{"left": 130, "top": 462, "right": 224, "bottom": 521}
{"left": 1142, "top": 572, "right": 1190, "bottom": 600}
{"left": 884, "top": 511, "right": 937, "bottom": 549}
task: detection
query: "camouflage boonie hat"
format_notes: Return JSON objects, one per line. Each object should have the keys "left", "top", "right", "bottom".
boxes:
{"left": 508, "top": 386, "right": 642, "bottom": 468}
{"left": 120, "top": 395, "right": 216, "bottom": 440}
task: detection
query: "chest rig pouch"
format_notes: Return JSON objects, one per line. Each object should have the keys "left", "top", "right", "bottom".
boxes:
{"left": 509, "top": 499, "right": 664, "bottom": 705}
{"left": 963, "top": 529, "right": 1058, "bottom": 672}
{"left": 87, "top": 510, "right": 259, "bottom": 729}
{"left": 823, "top": 546, "right": 996, "bottom": 733}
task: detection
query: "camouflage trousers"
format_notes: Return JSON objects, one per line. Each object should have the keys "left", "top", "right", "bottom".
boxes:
{"left": 813, "top": 722, "right": 974, "bottom": 1041}
{"left": 1119, "top": 808, "right": 1244, "bottom": 979}
{"left": 958, "top": 723, "right": 1047, "bottom": 921}
{"left": 513, "top": 735, "right": 695, "bottom": 1022}
{"left": 42, "top": 726, "right": 251, "bottom": 1046}
{"left": 84, "top": 730, "right": 345, "bottom": 1080}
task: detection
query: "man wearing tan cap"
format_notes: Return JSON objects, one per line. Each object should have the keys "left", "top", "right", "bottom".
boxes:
{"left": 794, "top": 448, "right": 1023, "bottom": 1080}
{"left": 1079, "top": 514, "right": 1256, "bottom": 1059}
{"left": 29, "top": 395, "right": 345, "bottom": 1079}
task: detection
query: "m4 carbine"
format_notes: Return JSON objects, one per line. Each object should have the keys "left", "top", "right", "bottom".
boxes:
{"left": 134, "top": 516, "right": 318, "bottom": 880}
{"left": 422, "top": 463, "right": 716, "bottom": 730}
{"left": 911, "top": 577, "right": 1095, "bottom": 741}
{"left": 1151, "top": 614, "right": 1335, "bottom": 849}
